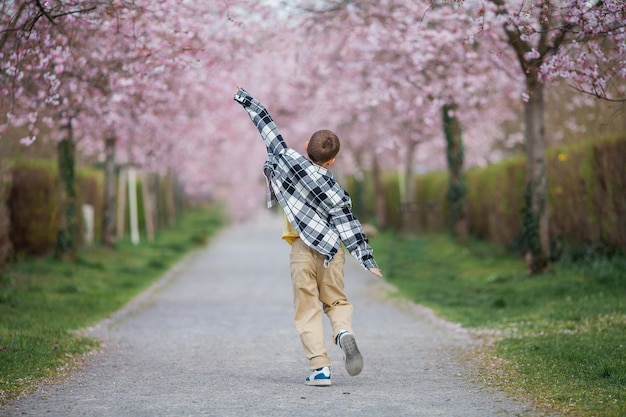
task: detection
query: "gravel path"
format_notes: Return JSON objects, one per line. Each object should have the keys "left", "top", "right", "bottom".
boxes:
{"left": 2, "top": 213, "right": 544, "bottom": 416}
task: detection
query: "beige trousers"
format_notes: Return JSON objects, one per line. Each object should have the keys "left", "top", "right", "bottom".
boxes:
{"left": 289, "top": 238, "right": 353, "bottom": 369}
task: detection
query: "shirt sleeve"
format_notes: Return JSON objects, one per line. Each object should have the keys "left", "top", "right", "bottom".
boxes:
{"left": 233, "top": 87, "right": 287, "bottom": 157}
{"left": 329, "top": 203, "right": 378, "bottom": 270}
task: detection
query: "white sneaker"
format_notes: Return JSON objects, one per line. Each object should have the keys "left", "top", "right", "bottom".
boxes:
{"left": 337, "top": 330, "right": 363, "bottom": 376}
{"left": 304, "top": 366, "right": 331, "bottom": 386}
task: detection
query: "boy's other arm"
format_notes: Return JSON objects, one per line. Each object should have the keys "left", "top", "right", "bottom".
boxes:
{"left": 233, "top": 87, "right": 287, "bottom": 156}
{"left": 329, "top": 205, "right": 383, "bottom": 278}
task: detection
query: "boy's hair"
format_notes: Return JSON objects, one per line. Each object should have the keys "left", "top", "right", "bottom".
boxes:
{"left": 307, "top": 130, "right": 340, "bottom": 164}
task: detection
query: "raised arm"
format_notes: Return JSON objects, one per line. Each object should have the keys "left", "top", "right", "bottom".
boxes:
{"left": 233, "top": 87, "right": 287, "bottom": 157}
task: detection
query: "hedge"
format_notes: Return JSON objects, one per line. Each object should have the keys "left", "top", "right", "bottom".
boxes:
{"left": 5, "top": 160, "right": 188, "bottom": 258}
{"left": 347, "top": 136, "right": 626, "bottom": 254}
{"left": 8, "top": 159, "right": 103, "bottom": 256}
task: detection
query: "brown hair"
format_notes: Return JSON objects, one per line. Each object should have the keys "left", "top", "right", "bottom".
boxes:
{"left": 307, "top": 130, "right": 340, "bottom": 164}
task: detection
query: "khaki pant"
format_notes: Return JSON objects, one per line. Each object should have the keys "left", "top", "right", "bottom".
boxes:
{"left": 289, "top": 238, "right": 353, "bottom": 369}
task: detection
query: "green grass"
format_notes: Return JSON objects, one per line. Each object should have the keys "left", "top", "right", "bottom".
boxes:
{"left": 0, "top": 207, "right": 224, "bottom": 403}
{"left": 371, "top": 232, "right": 626, "bottom": 417}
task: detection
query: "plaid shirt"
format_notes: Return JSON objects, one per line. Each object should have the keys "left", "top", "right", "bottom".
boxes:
{"left": 234, "top": 88, "right": 378, "bottom": 270}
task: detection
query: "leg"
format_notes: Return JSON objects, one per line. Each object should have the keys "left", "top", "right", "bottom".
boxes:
{"left": 290, "top": 239, "right": 330, "bottom": 370}
{"left": 318, "top": 247, "right": 363, "bottom": 376}
{"left": 317, "top": 246, "right": 353, "bottom": 342}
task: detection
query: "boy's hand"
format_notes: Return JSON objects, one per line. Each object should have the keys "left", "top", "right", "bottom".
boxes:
{"left": 233, "top": 86, "right": 251, "bottom": 106}
{"left": 369, "top": 268, "right": 383, "bottom": 279}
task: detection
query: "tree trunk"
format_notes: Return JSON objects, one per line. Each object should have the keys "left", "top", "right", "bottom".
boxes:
{"left": 102, "top": 136, "right": 117, "bottom": 248}
{"left": 165, "top": 170, "right": 177, "bottom": 227}
{"left": 442, "top": 104, "right": 468, "bottom": 243}
{"left": 349, "top": 147, "right": 367, "bottom": 220}
{"left": 141, "top": 171, "right": 155, "bottom": 242}
{"left": 128, "top": 167, "right": 140, "bottom": 245}
{"left": 371, "top": 151, "right": 388, "bottom": 229}
{"left": 523, "top": 77, "right": 550, "bottom": 273}
{"left": 116, "top": 168, "right": 127, "bottom": 239}
{"left": 401, "top": 139, "right": 418, "bottom": 234}
{"left": 0, "top": 158, "right": 12, "bottom": 268}
{"left": 54, "top": 121, "right": 78, "bottom": 261}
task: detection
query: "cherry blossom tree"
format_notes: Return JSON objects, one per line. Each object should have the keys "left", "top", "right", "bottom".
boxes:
{"left": 1, "top": 0, "right": 237, "bottom": 253}
{"left": 1, "top": 1, "right": 130, "bottom": 259}
{"left": 3, "top": 0, "right": 624, "bottom": 269}
{"left": 469, "top": 0, "right": 626, "bottom": 273}
{"left": 278, "top": 0, "right": 624, "bottom": 272}
{"left": 281, "top": 0, "right": 521, "bottom": 236}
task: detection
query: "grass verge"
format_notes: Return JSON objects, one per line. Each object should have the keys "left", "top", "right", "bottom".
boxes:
{"left": 370, "top": 232, "right": 625, "bottom": 417}
{"left": 0, "top": 206, "right": 224, "bottom": 404}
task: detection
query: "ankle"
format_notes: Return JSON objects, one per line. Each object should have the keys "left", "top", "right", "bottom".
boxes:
{"left": 336, "top": 329, "right": 350, "bottom": 347}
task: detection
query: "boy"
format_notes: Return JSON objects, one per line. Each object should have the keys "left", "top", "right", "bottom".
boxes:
{"left": 233, "top": 87, "right": 382, "bottom": 387}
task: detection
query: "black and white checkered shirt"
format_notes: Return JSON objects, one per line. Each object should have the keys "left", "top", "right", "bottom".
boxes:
{"left": 234, "top": 88, "right": 378, "bottom": 270}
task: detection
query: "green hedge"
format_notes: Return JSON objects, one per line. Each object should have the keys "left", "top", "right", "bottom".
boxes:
{"left": 466, "top": 156, "right": 526, "bottom": 247}
{"left": 8, "top": 160, "right": 103, "bottom": 256}
{"left": 347, "top": 136, "right": 626, "bottom": 254}
{"left": 9, "top": 160, "right": 61, "bottom": 255}
{"left": 548, "top": 138, "right": 626, "bottom": 252}
{"left": 413, "top": 171, "right": 448, "bottom": 234}
{"left": 7, "top": 160, "right": 188, "bottom": 257}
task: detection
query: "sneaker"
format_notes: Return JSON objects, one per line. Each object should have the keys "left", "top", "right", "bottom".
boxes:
{"left": 337, "top": 330, "right": 363, "bottom": 376}
{"left": 304, "top": 366, "right": 331, "bottom": 386}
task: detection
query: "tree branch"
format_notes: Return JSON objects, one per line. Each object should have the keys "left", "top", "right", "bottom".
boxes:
{"left": 51, "top": 6, "right": 99, "bottom": 20}
{"left": 568, "top": 84, "right": 626, "bottom": 102}
{"left": 296, "top": 0, "right": 353, "bottom": 14}
{"left": 34, "top": 0, "right": 57, "bottom": 24}
{"left": 0, "top": 2, "right": 28, "bottom": 50}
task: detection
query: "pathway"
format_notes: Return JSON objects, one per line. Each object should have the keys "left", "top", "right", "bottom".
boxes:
{"left": 1, "top": 213, "right": 544, "bottom": 417}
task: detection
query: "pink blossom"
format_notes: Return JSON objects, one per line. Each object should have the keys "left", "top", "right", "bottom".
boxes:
{"left": 20, "top": 136, "right": 37, "bottom": 146}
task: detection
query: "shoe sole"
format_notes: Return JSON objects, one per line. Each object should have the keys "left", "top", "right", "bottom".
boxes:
{"left": 341, "top": 334, "right": 363, "bottom": 376}
{"left": 304, "top": 379, "right": 331, "bottom": 386}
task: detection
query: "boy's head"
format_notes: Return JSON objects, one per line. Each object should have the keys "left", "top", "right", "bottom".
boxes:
{"left": 305, "top": 130, "right": 340, "bottom": 167}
